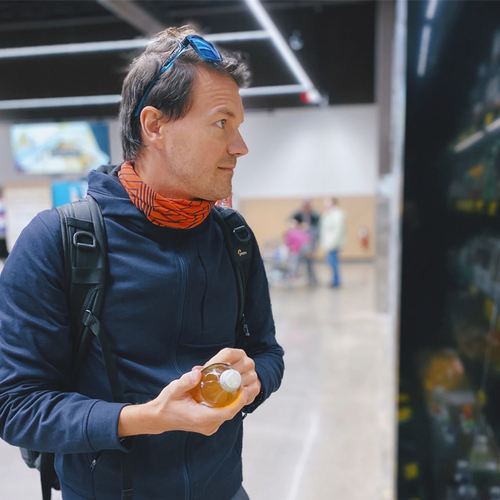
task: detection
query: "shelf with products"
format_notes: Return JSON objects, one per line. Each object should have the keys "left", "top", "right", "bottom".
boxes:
{"left": 452, "top": 27, "right": 500, "bottom": 157}
{"left": 449, "top": 234, "right": 500, "bottom": 307}
{"left": 398, "top": 379, "right": 427, "bottom": 500}
{"left": 451, "top": 199, "right": 499, "bottom": 217}
{"left": 454, "top": 114, "right": 500, "bottom": 156}
{"left": 417, "top": 348, "right": 500, "bottom": 499}
{"left": 446, "top": 136, "right": 500, "bottom": 214}
{"left": 446, "top": 28, "right": 500, "bottom": 215}
{"left": 446, "top": 257, "right": 500, "bottom": 388}
{"left": 418, "top": 235, "right": 500, "bottom": 497}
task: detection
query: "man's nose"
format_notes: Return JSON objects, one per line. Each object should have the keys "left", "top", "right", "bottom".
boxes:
{"left": 228, "top": 131, "right": 249, "bottom": 157}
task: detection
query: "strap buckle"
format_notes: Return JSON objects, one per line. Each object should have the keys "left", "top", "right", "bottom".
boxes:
{"left": 73, "top": 230, "right": 96, "bottom": 249}
{"left": 233, "top": 225, "right": 251, "bottom": 243}
{"left": 82, "top": 310, "right": 98, "bottom": 333}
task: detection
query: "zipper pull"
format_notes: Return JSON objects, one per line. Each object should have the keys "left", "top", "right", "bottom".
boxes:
{"left": 242, "top": 315, "right": 250, "bottom": 344}
{"left": 90, "top": 451, "right": 102, "bottom": 471}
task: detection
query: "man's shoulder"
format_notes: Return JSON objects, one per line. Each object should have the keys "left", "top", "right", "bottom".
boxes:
{"left": 38, "top": 206, "right": 63, "bottom": 224}
{"left": 17, "top": 208, "right": 62, "bottom": 243}
{"left": 5, "top": 209, "right": 62, "bottom": 264}
{"left": 36, "top": 208, "right": 65, "bottom": 242}
{"left": 2, "top": 208, "right": 63, "bottom": 280}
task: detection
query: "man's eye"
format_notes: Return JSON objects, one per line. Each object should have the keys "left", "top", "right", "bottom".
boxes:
{"left": 216, "top": 119, "right": 226, "bottom": 129}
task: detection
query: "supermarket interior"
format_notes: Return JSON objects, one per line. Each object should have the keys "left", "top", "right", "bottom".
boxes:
{"left": 1, "top": 1, "right": 500, "bottom": 499}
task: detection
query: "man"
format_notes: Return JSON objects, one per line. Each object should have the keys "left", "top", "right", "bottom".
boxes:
{"left": 320, "top": 197, "right": 346, "bottom": 287}
{"left": 0, "top": 26, "right": 284, "bottom": 500}
{"left": 292, "top": 199, "right": 320, "bottom": 238}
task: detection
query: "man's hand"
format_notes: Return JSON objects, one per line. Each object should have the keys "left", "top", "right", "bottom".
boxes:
{"left": 203, "top": 348, "right": 261, "bottom": 406}
{"left": 118, "top": 349, "right": 260, "bottom": 438}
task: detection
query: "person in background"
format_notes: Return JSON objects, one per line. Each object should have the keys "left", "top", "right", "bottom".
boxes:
{"left": 292, "top": 198, "right": 320, "bottom": 243}
{"left": 291, "top": 198, "right": 319, "bottom": 286}
{"left": 320, "top": 197, "right": 346, "bottom": 287}
{"left": 0, "top": 25, "right": 284, "bottom": 500}
{"left": 284, "top": 218, "right": 313, "bottom": 283}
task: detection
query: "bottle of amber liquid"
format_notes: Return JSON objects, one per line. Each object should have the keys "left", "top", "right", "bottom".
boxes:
{"left": 191, "top": 363, "right": 242, "bottom": 408}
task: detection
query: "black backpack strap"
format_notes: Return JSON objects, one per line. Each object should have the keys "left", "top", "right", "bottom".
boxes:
{"left": 81, "top": 310, "right": 133, "bottom": 500}
{"left": 56, "top": 195, "right": 108, "bottom": 384}
{"left": 212, "top": 206, "right": 253, "bottom": 347}
{"left": 82, "top": 310, "right": 125, "bottom": 402}
{"left": 55, "top": 196, "right": 133, "bottom": 500}
{"left": 40, "top": 453, "right": 58, "bottom": 500}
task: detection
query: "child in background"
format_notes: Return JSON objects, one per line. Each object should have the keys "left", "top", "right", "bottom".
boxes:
{"left": 284, "top": 219, "right": 314, "bottom": 284}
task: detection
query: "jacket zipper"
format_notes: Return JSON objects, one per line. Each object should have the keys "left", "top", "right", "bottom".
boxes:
{"left": 174, "top": 253, "right": 190, "bottom": 500}
{"left": 197, "top": 249, "right": 208, "bottom": 331}
{"left": 182, "top": 434, "right": 191, "bottom": 500}
{"left": 173, "top": 252, "right": 187, "bottom": 373}
{"left": 90, "top": 450, "right": 103, "bottom": 471}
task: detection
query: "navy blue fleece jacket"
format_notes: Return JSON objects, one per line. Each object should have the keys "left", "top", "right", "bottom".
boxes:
{"left": 0, "top": 166, "right": 284, "bottom": 500}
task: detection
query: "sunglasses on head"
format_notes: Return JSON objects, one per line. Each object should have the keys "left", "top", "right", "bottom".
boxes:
{"left": 134, "top": 34, "right": 222, "bottom": 118}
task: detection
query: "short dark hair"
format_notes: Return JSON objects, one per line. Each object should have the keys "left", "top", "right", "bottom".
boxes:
{"left": 119, "top": 25, "right": 251, "bottom": 161}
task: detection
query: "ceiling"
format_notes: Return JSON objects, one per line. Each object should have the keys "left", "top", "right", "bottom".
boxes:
{"left": 0, "top": 0, "right": 376, "bottom": 122}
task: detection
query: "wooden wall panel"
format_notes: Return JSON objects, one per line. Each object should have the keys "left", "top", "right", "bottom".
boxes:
{"left": 239, "top": 196, "right": 376, "bottom": 261}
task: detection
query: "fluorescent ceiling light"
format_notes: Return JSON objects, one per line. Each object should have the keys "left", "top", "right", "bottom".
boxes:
{"left": 0, "top": 95, "right": 122, "bottom": 110}
{"left": 426, "top": 0, "right": 438, "bottom": 20}
{"left": 96, "top": 0, "right": 164, "bottom": 37}
{"left": 0, "top": 84, "right": 311, "bottom": 110}
{"left": 0, "top": 31, "right": 269, "bottom": 59}
{"left": 244, "top": 0, "right": 321, "bottom": 103}
{"left": 206, "top": 30, "right": 269, "bottom": 42}
{"left": 417, "top": 25, "right": 432, "bottom": 76}
{"left": 0, "top": 39, "right": 149, "bottom": 59}
{"left": 240, "top": 84, "right": 307, "bottom": 97}
{"left": 454, "top": 131, "right": 485, "bottom": 152}
{"left": 0, "top": 1, "right": 319, "bottom": 108}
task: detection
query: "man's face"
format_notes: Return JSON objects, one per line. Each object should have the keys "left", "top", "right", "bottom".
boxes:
{"left": 155, "top": 67, "right": 248, "bottom": 201}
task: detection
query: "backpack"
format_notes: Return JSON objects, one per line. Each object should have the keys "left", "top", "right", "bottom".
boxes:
{"left": 20, "top": 195, "right": 254, "bottom": 500}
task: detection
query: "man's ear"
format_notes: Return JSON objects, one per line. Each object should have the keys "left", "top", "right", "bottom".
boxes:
{"left": 140, "top": 106, "right": 167, "bottom": 149}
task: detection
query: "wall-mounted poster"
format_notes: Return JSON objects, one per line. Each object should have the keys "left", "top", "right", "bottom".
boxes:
{"left": 10, "top": 121, "right": 110, "bottom": 175}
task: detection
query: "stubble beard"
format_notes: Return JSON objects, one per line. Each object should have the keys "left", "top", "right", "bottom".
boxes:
{"left": 190, "top": 157, "right": 236, "bottom": 202}
{"left": 213, "top": 157, "right": 236, "bottom": 201}
{"left": 194, "top": 171, "right": 233, "bottom": 202}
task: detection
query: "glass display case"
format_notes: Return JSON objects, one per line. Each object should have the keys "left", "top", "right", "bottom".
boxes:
{"left": 399, "top": 3, "right": 500, "bottom": 499}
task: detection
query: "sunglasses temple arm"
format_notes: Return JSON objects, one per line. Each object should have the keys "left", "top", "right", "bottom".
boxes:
{"left": 134, "top": 45, "right": 188, "bottom": 118}
{"left": 134, "top": 77, "right": 160, "bottom": 118}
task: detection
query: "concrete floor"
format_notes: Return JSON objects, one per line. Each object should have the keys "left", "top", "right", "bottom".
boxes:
{"left": 0, "top": 261, "right": 396, "bottom": 499}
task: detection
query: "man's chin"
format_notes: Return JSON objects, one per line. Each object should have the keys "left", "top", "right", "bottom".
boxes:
{"left": 195, "top": 192, "right": 232, "bottom": 203}
{"left": 192, "top": 182, "right": 232, "bottom": 203}
{"left": 212, "top": 187, "right": 233, "bottom": 203}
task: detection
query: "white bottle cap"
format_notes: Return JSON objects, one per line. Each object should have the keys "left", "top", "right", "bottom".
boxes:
{"left": 219, "top": 369, "right": 242, "bottom": 392}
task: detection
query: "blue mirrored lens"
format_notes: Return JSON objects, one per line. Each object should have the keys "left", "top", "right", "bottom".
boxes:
{"left": 187, "top": 35, "right": 222, "bottom": 63}
{"left": 195, "top": 47, "right": 221, "bottom": 61}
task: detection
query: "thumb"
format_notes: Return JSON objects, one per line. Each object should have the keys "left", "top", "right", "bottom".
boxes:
{"left": 173, "top": 368, "right": 202, "bottom": 394}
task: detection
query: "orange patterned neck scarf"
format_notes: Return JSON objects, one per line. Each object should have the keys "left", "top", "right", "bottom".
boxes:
{"left": 118, "top": 162, "right": 215, "bottom": 229}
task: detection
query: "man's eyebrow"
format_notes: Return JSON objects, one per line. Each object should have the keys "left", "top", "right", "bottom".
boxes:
{"left": 214, "top": 107, "right": 236, "bottom": 118}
